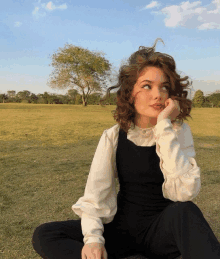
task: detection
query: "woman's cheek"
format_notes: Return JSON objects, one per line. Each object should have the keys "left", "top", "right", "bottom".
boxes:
{"left": 138, "top": 96, "right": 148, "bottom": 112}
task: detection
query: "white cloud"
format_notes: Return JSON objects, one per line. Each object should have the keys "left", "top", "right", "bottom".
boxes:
{"left": 197, "top": 22, "right": 220, "bottom": 30}
{"left": 32, "top": 6, "right": 39, "bottom": 15}
{"left": 208, "top": 9, "right": 219, "bottom": 14}
{"left": 149, "top": 1, "right": 220, "bottom": 30}
{"left": 14, "top": 21, "right": 22, "bottom": 27}
{"left": 42, "top": 1, "right": 67, "bottom": 11}
{"left": 141, "top": 1, "right": 160, "bottom": 10}
{"left": 46, "top": 1, "right": 54, "bottom": 10}
{"left": 212, "top": 0, "right": 220, "bottom": 6}
{"left": 32, "top": 6, "right": 46, "bottom": 18}
{"left": 32, "top": 1, "right": 67, "bottom": 19}
{"left": 180, "top": 1, "right": 201, "bottom": 10}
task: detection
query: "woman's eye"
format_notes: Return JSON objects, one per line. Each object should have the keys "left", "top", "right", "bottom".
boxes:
{"left": 142, "top": 85, "right": 168, "bottom": 90}
{"left": 162, "top": 86, "right": 169, "bottom": 90}
{"left": 142, "top": 85, "right": 151, "bottom": 89}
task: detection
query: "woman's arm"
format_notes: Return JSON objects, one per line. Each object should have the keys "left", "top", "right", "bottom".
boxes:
{"left": 153, "top": 118, "right": 201, "bottom": 202}
{"left": 72, "top": 129, "right": 118, "bottom": 245}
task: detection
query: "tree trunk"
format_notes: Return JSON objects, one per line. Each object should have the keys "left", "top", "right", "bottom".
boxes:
{"left": 82, "top": 96, "right": 87, "bottom": 106}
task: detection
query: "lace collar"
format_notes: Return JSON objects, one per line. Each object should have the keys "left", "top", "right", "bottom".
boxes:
{"left": 126, "top": 121, "right": 182, "bottom": 147}
{"left": 127, "top": 122, "right": 156, "bottom": 146}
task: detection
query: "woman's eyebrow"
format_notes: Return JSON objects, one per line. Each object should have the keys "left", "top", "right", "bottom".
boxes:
{"left": 141, "top": 79, "right": 169, "bottom": 84}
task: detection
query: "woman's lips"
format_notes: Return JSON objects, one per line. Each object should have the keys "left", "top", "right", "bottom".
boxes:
{"left": 150, "top": 105, "right": 163, "bottom": 110}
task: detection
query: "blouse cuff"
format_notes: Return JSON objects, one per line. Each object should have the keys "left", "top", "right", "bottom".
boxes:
{"left": 81, "top": 212, "right": 105, "bottom": 245}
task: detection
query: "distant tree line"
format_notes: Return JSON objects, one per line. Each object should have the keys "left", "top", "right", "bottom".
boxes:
{"left": 0, "top": 89, "right": 117, "bottom": 105}
{"left": 192, "top": 89, "right": 220, "bottom": 108}
{"left": 1, "top": 89, "right": 220, "bottom": 107}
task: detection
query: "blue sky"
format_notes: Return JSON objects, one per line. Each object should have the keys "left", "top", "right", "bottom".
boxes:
{"left": 1, "top": 0, "right": 220, "bottom": 98}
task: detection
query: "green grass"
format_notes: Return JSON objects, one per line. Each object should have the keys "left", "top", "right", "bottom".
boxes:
{"left": 0, "top": 104, "right": 220, "bottom": 258}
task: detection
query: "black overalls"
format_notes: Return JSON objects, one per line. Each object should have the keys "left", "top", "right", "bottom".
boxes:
{"left": 32, "top": 128, "right": 220, "bottom": 259}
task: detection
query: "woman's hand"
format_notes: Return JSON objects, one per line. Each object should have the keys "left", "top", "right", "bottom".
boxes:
{"left": 157, "top": 96, "right": 180, "bottom": 123}
{"left": 81, "top": 242, "right": 108, "bottom": 259}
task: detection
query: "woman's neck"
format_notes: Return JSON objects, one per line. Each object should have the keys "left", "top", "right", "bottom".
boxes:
{"left": 134, "top": 116, "right": 157, "bottom": 129}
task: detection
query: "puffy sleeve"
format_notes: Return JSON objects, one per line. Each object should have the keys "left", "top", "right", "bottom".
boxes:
{"left": 153, "top": 118, "right": 201, "bottom": 202}
{"left": 72, "top": 129, "right": 118, "bottom": 245}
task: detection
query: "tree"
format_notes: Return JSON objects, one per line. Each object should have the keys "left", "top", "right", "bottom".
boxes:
{"left": 30, "top": 93, "right": 38, "bottom": 104}
{"left": 107, "top": 92, "right": 117, "bottom": 105}
{"left": 67, "top": 89, "right": 78, "bottom": 104}
{"left": 87, "top": 93, "right": 101, "bottom": 105}
{"left": 7, "top": 90, "right": 16, "bottom": 98}
{"left": 100, "top": 92, "right": 117, "bottom": 105}
{"left": 48, "top": 94, "right": 62, "bottom": 104}
{"left": 0, "top": 94, "right": 8, "bottom": 103}
{"left": 47, "top": 44, "right": 112, "bottom": 106}
{"left": 57, "top": 94, "right": 68, "bottom": 104}
{"left": 203, "top": 95, "right": 212, "bottom": 107}
{"left": 16, "top": 90, "right": 31, "bottom": 102}
{"left": 192, "top": 90, "right": 205, "bottom": 108}
{"left": 42, "top": 92, "right": 50, "bottom": 104}
{"left": 205, "top": 91, "right": 220, "bottom": 108}
{"left": 75, "top": 94, "right": 83, "bottom": 105}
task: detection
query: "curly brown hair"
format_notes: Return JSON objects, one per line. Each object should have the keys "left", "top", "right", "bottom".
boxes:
{"left": 105, "top": 38, "right": 193, "bottom": 133}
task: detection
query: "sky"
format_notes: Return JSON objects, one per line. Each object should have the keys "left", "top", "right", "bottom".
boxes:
{"left": 1, "top": 0, "right": 220, "bottom": 98}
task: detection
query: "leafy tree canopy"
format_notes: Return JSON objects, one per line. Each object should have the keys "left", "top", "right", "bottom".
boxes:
{"left": 47, "top": 44, "right": 113, "bottom": 106}
{"left": 192, "top": 90, "right": 205, "bottom": 108}
{"left": 16, "top": 90, "right": 31, "bottom": 100}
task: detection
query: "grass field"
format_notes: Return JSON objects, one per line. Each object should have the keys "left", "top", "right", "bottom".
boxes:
{"left": 1, "top": 103, "right": 220, "bottom": 258}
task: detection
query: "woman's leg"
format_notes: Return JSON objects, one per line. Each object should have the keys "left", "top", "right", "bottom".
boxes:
{"left": 32, "top": 217, "right": 137, "bottom": 259}
{"left": 104, "top": 216, "right": 143, "bottom": 259}
{"left": 32, "top": 219, "right": 84, "bottom": 259}
{"left": 140, "top": 201, "right": 220, "bottom": 259}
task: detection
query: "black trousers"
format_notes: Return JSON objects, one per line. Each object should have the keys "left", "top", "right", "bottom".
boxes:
{"left": 32, "top": 201, "right": 220, "bottom": 259}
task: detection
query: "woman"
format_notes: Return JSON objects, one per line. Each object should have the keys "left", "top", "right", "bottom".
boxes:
{"left": 32, "top": 38, "right": 220, "bottom": 259}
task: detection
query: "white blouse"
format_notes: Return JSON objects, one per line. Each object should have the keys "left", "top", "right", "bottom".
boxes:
{"left": 72, "top": 118, "right": 201, "bottom": 245}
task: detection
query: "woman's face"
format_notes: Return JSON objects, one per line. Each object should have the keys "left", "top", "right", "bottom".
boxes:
{"left": 131, "top": 66, "right": 170, "bottom": 119}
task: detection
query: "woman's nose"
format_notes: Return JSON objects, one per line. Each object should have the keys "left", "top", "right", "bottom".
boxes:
{"left": 152, "top": 87, "right": 163, "bottom": 98}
